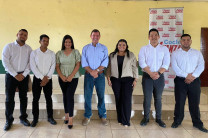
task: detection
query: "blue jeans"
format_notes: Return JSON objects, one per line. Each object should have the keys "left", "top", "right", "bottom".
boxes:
{"left": 84, "top": 73, "right": 106, "bottom": 119}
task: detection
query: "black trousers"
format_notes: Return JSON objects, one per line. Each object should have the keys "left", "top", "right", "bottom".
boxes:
{"left": 174, "top": 76, "right": 203, "bottom": 127}
{"left": 32, "top": 76, "right": 53, "bottom": 120}
{"left": 5, "top": 73, "right": 29, "bottom": 123}
{"left": 110, "top": 77, "right": 134, "bottom": 126}
{"left": 58, "top": 77, "right": 78, "bottom": 117}
{"left": 142, "top": 72, "right": 165, "bottom": 120}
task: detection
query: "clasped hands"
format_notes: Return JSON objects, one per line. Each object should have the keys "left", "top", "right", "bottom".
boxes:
{"left": 185, "top": 73, "right": 195, "bottom": 84}
{"left": 60, "top": 74, "right": 74, "bottom": 83}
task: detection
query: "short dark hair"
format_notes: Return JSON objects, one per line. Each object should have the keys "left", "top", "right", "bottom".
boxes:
{"left": 19, "top": 29, "right": 28, "bottom": 33}
{"left": 149, "top": 28, "right": 159, "bottom": 36}
{"left": 181, "top": 34, "right": 191, "bottom": 39}
{"left": 90, "top": 29, "right": 100, "bottom": 35}
{"left": 61, "top": 35, "right": 75, "bottom": 50}
{"left": 40, "top": 34, "right": 49, "bottom": 41}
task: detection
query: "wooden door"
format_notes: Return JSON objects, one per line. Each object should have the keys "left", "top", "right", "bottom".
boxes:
{"left": 200, "top": 28, "right": 208, "bottom": 87}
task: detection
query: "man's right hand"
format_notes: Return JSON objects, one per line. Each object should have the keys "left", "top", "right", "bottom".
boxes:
{"left": 15, "top": 74, "right": 24, "bottom": 81}
{"left": 149, "top": 72, "right": 160, "bottom": 80}
{"left": 90, "top": 70, "right": 98, "bottom": 78}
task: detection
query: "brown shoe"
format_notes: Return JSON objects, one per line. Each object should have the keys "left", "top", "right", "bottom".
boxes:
{"left": 101, "top": 118, "right": 108, "bottom": 126}
{"left": 82, "top": 118, "right": 90, "bottom": 126}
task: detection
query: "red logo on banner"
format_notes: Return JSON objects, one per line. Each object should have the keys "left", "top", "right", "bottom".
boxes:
{"left": 150, "top": 21, "right": 157, "bottom": 26}
{"left": 175, "top": 9, "right": 183, "bottom": 13}
{"left": 157, "top": 27, "right": 163, "bottom": 31}
{"left": 175, "top": 34, "right": 182, "bottom": 37}
{"left": 169, "top": 15, "right": 176, "bottom": 19}
{"left": 162, "top": 21, "right": 170, "bottom": 25}
{"left": 156, "top": 15, "right": 163, "bottom": 20}
{"left": 175, "top": 21, "right": 182, "bottom": 25}
{"left": 165, "top": 45, "right": 181, "bottom": 53}
{"left": 165, "top": 80, "right": 169, "bottom": 84}
{"left": 168, "top": 27, "right": 176, "bottom": 31}
{"left": 163, "top": 9, "right": 170, "bottom": 13}
{"left": 150, "top": 10, "right": 157, "bottom": 14}
{"left": 162, "top": 33, "right": 170, "bottom": 37}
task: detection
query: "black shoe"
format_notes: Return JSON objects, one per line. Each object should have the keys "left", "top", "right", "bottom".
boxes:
{"left": 48, "top": 118, "right": 57, "bottom": 125}
{"left": 156, "top": 119, "right": 166, "bottom": 128}
{"left": 194, "top": 125, "right": 208, "bottom": 133}
{"left": 68, "top": 125, "right": 73, "bottom": 129}
{"left": 171, "top": 121, "right": 181, "bottom": 128}
{"left": 64, "top": 120, "right": 68, "bottom": 124}
{"left": 4, "top": 121, "right": 13, "bottom": 131}
{"left": 20, "top": 119, "right": 30, "bottom": 126}
{"left": 31, "top": 120, "right": 38, "bottom": 127}
{"left": 140, "top": 118, "right": 149, "bottom": 126}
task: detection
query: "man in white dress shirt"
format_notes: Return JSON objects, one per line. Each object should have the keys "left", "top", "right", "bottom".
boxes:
{"left": 139, "top": 28, "right": 170, "bottom": 128}
{"left": 171, "top": 34, "right": 208, "bottom": 133}
{"left": 2, "top": 29, "right": 32, "bottom": 131}
{"left": 30, "top": 34, "right": 56, "bottom": 127}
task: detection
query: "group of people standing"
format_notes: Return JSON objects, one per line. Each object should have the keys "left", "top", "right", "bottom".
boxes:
{"left": 1, "top": 28, "right": 208, "bottom": 133}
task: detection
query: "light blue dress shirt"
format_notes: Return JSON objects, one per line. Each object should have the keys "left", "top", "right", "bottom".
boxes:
{"left": 81, "top": 43, "right": 108, "bottom": 70}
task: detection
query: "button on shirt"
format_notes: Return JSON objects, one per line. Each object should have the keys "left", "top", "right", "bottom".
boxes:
{"left": 2, "top": 41, "right": 32, "bottom": 77}
{"left": 139, "top": 44, "right": 170, "bottom": 72}
{"left": 30, "top": 48, "right": 56, "bottom": 80}
{"left": 171, "top": 48, "right": 204, "bottom": 78}
{"left": 81, "top": 43, "right": 108, "bottom": 70}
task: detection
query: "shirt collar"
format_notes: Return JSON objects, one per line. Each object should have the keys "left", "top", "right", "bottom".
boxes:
{"left": 38, "top": 47, "right": 49, "bottom": 53}
{"left": 90, "top": 42, "right": 100, "bottom": 47}
{"left": 14, "top": 40, "right": 26, "bottom": 47}
{"left": 179, "top": 47, "right": 192, "bottom": 52}
{"left": 149, "top": 43, "right": 160, "bottom": 48}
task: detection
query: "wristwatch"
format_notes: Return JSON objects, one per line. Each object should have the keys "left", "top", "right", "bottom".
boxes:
{"left": 158, "top": 72, "right": 162, "bottom": 76}
{"left": 96, "top": 69, "right": 100, "bottom": 72}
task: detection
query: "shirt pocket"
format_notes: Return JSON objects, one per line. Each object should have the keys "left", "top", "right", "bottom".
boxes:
{"left": 99, "top": 50, "right": 105, "bottom": 60}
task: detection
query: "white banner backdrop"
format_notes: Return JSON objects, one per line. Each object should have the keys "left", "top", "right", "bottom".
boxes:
{"left": 149, "top": 7, "right": 184, "bottom": 91}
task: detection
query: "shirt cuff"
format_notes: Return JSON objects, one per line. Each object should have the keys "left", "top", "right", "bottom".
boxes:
{"left": 22, "top": 72, "right": 29, "bottom": 77}
{"left": 183, "top": 72, "right": 188, "bottom": 78}
{"left": 192, "top": 73, "right": 199, "bottom": 78}
{"left": 100, "top": 63, "right": 108, "bottom": 68}
{"left": 11, "top": 72, "right": 18, "bottom": 77}
{"left": 39, "top": 75, "right": 44, "bottom": 80}
{"left": 139, "top": 63, "right": 147, "bottom": 69}
{"left": 161, "top": 65, "right": 169, "bottom": 70}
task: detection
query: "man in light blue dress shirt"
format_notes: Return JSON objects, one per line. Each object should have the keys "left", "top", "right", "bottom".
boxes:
{"left": 81, "top": 29, "right": 108, "bottom": 126}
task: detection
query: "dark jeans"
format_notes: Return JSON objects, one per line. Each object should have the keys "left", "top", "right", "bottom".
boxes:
{"left": 111, "top": 77, "right": 134, "bottom": 126}
{"left": 32, "top": 76, "right": 53, "bottom": 120}
{"left": 84, "top": 73, "right": 106, "bottom": 119}
{"left": 174, "top": 76, "right": 203, "bottom": 127}
{"left": 58, "top": 77, "right": 78, "bottom": 117}
{"left": 142, "top": 72, "right": 165, "bottom": 119}
{"left": 5, "top": 73, "right": 29, "bottom": 123}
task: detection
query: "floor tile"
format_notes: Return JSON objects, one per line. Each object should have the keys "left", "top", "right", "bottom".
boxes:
{"left": 112, "top": 130, "right": 140, "bottom": 138}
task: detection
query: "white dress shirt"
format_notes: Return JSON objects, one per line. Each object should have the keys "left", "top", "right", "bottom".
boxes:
{"left": 171, "top": 48, "right": 204, "bottom": 78}
{"left": 2, "top": 41, "right": 32, "bottom": 77}
{"left": 139, "top": 44, "right": 170, "bottom": 72}
{"left": 30, "top": 48, "right": 56, "bottom": 80}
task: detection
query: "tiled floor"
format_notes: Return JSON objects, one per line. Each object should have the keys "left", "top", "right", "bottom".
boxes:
{"left": 0, "top": 119, "right": 208, "bottom": 138}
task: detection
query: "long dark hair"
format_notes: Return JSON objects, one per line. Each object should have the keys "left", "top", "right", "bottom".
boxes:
{"left": 61, "top": 35, "right": 75, "bottom": 50}
{"left": 111, "top": 39, "right": 130, "bottom": 57}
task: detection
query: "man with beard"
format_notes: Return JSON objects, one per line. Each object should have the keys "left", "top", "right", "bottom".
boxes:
{"left": 2, "top": 29, "right": 32, "bottom": 131}
{"left": 171, "top": 34, "right": 208, "bottom": 133}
